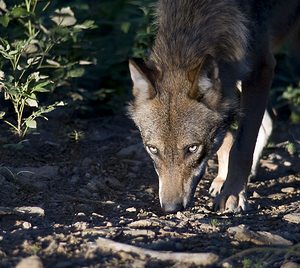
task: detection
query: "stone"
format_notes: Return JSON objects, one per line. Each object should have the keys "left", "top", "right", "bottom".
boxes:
{"left": 15, "top": 206, "right": 45, "bottom": 217}
{"left": 283, "top": 213, "right": 300, "bottom": 224}
{"left": 123, "top": 229, "right": 156, "bottom": 237}
{"left": 22, "top": 222, "right": 32, "bottom": 229}
{"left": 281, "top": 187, "right": 296, "bottom": 193}
{"left": 126, "top": 207, "right": 137, "bottom": 213}
{"left": 128, "top": 219, "right": 160, "bottom": 228}
{"left": 16, "top": 256, "right": 43, "bottom": 268}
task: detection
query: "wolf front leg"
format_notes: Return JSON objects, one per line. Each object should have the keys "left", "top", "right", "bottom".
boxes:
{"left": 209, "top": 132, "right": 234, "bottom": 197}
{"left": 213, "top": 53, "right": 276, "bottom": 212}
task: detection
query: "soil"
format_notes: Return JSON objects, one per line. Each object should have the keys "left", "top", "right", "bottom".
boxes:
{"left": 0, "top": 110, "right": 299, "bottom": 268}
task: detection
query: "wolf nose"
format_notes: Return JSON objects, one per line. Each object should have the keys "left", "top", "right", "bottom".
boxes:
{"left": 162, "top": 202, "right": 184, "bottom": 213}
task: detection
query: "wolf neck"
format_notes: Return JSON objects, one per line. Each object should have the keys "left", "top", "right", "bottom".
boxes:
{"left": 150, "top": 0, "right": 248, "bottom": 71}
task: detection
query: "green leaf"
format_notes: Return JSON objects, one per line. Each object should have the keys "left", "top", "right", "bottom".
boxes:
{"left": 121, "top": 22, "right": 131, "bottom": 33}
{"left": 26, "top": 98, "right": 38, "bottom": 107}
{"left": 67, "top": 68, "right": 85, "bottom": 78}
{"left": 0, "top": 14, "right": 9, "bottom": 27}
{"left": 32, "top": 81, "right": 51, "bottom": 92}
{"left": 25, "top": 120, "right": 37, "bottom": 129}
{"left": 46, "top": 59, "right": 60, "bottom": 67}
{"left": 0, "top": 111, "right": 5, "bottom": 119}
{"left": 74, "top": 20, "right": 97, "bottom": 30}
{"left": 51, "top": 7, "right": 76, "bottom": 26}
{"left": 10, "top": 6, "right": 28, "bottom": 18}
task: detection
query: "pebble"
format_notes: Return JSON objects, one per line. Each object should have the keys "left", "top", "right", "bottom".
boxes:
{"left": 252, "top": 191, "right": 261, "bottom": 198}
{"left": 22, "top": 222, "right": 32, "bottom": 229}
{"left": 222, "top": 261, "right": 233, "bottom": 268}
{"left": 73, "top": 222, "right": 88, "bottom": 230}
{"left": 126, "top": 207, "right": 137, "bottom": 213}
{"left": 106, "top": 222, "right": 113, "bottom": 227}
{"left": 16, "top": 256, "right": 43, "bottom": 268}
{"left": 128, "top": 219, "right": 159, "bottom": 228}
{"left": 119, "top": 220, "right": 126, "bottom": 225}
{"left": 15, "top": 207, "right": 45, "bottom": 217}
{"left": 283, "top": 213, "right": 300, "bottom": 224}
{"left": 283, "top": 161, "right": 292, "bottom": 167}
{"left": 92, "top": 212, "right": 104, "bottom": 219}
{"left": 123, "top": 229, "right": 155, "bottom": 237}
{"left": 281, "top": 187, "right": 295, "bottom": 193}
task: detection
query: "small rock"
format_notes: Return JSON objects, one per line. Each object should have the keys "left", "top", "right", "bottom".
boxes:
{"left": 73, "top": 221, "right": 88, "bottom": 230}
{"left": 128, "top": 219, "right": 159, "bottom": 228}
{"left": 15, "top": 206, "right": 45, "bottom": 217}
{"left": 260, "top": 160, "right": 278, "bottom": 170}
{"left": 126, "top": 207, "right": 137, "bottom": 213}
{"left": 92, "top": 212, "right": 104, "bottom": 219}
{"left": 222, "top": 261, "right": 233, "bottom": 268}
{"left": 268, "top": 193, "right": 285, "bottom": 200}
{"left": 227, "top": 224, "right": 293, "bottom": 246}
{"left": 119, "top": 220, "right": 126, "bottom": 225}
{"left": 252, "top": 191, "right": 261, "bottom": 198}
{"left": 283, "top": 161, "right": 292, "bottom": 167}
{"left": 16, "top": 255, "right": 43, "bottom": 268}
{"left": 123, "top": 229, "right": 156, "bottom": 237}
{"left": 281, "top": 262, "right": 300, "bottom": 268}
{"left": 283, "top": 213, "right": 300, "bottom": 224}
{"left": 106, "top": 222, "right": 113, "bottom": 227}
{"left": 281, "top": 187, "right": 295, "bottom": 193}
{"left": 22, "top": 222, "right": 32, "bottom": 229}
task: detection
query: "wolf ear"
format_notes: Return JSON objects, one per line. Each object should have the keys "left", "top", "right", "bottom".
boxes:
{"left": 129, "top": 58, "right": 157, "bottom": 100}
{"left": 188, "top": 55, "right": 221, "bottom": 107}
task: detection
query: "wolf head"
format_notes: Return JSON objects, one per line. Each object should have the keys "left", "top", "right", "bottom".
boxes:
{"left": 128, "top": 56, "right": 236, "bottom": 213}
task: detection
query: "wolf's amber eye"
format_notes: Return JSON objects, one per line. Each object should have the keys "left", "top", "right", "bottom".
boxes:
{"left": 147, "top": 145, "right": 158, "bottom": 155}
{"left": 188, "top": 145, "right": 198, "bottom": 153}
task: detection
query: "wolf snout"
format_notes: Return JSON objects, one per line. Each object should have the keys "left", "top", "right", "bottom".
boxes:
{"left": 161, "top": 201, "right": 184, "bottom": 213}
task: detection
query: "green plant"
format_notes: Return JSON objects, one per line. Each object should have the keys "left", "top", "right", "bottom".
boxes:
{"left": 210, "top": 218, "right": 219, "bottom": 228}
{"left": 0, "top": 0, "right": 95, "bottom": 138}
{"left": 281, "top": 83, "right": 300, "bottom": 123}
{"left": 0, "top": 38, "right": 64, "bottom": 137}
{"left": 242, "top": 258, "right": 252, "bottom": 268}
{"left": 68, "top": 129, "right": 85, "bottom": 142}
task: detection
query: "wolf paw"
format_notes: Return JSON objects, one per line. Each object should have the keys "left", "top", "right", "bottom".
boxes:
{"left": 213, "top": 190, "right": 248, "bottom": 213}
{"left": 209, "top": 177, "right": 225, "bottom": 197}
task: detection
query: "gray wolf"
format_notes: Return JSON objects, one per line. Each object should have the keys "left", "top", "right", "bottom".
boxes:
{"left": 128, "top": 0, "right": 300, "bottom": 213}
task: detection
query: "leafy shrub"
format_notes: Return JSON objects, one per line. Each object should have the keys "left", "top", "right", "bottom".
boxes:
{"left": 66, "top": 0, "right": 156, "bottom": 112}
{"left": 0, "top": 0, "right": 96, "bottom": 137}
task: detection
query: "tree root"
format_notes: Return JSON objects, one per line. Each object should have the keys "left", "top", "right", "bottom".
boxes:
{"left": 96, "top": 237, "right": 219, "bottom": 266}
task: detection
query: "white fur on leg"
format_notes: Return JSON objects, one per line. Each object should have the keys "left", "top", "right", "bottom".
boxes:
{"left": 251, "top": 110, "right": 273, "bottom": 176}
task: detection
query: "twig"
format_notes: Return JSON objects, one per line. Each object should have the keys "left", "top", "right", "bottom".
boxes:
{"left": 96, "top": 237, "right": 219, "bottom": 266}
{"left": 219, "top": 243, "right": 300, "bottom": 266}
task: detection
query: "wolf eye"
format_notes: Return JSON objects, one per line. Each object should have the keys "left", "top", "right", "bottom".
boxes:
{"left": 146, "top": 145, "right": 158, "bottom": 155}
{"left": 188, "top": 145, "right": 198, "bottom": 153}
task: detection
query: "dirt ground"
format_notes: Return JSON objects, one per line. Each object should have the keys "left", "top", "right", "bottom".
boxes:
{"left": 0, "top": 110, "right": 299, "bottom": 268}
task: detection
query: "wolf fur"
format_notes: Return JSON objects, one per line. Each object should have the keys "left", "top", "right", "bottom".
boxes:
{"left": 129, "top": 0, "right": 300, "bottom": 213}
